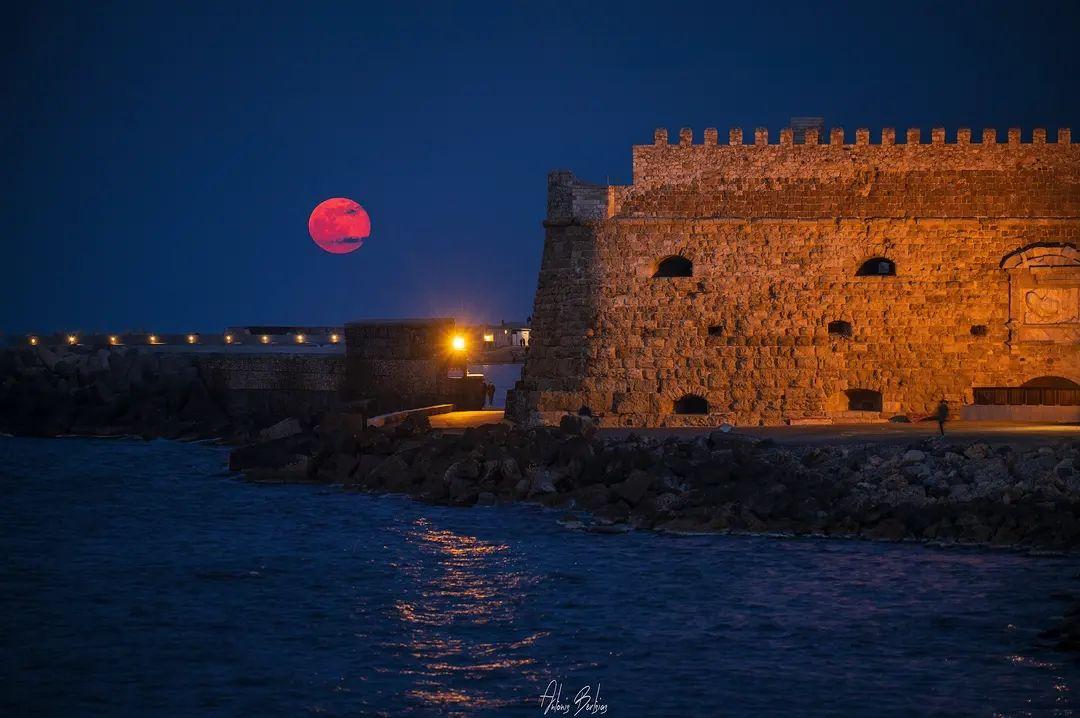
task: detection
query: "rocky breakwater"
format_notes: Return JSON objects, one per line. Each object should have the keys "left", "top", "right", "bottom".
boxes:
{"left": 230, "top": 412, "right": 1080, "bottom": 550}
{"left": 1, "top": 346, "right": 237, "bottom": 440}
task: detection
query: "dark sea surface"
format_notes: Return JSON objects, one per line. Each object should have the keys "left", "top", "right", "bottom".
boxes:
{"left": 2, "top": 436, "right": 1079, "bottom": 717}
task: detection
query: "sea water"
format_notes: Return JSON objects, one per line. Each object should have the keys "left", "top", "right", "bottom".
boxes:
{"left": 2, "top": 437, "right": 1078, "bottom": 716}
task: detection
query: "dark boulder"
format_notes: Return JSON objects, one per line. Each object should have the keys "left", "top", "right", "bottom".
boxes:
{"left": 559, "top": 413, "right": 598, "bottom": 440}
{"left": 613, "top": 469, "right": 655, "bottom": 506}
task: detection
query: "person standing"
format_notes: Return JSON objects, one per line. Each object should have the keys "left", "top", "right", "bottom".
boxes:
{"left": 935, "top": 398, "right": 949, "bottom": 436}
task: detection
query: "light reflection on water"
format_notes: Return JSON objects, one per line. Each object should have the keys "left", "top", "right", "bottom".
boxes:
{"left": 391, "top": 518, "right": 546, "bottom": 712}
{"left": 1, "top": 437, "right": 1079, "bottom": 717}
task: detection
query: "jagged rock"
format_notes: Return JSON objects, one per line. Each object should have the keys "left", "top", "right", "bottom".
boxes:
{"left": 318, "top": 412, "right": 368, "bottom": 437}
{"left": 901, "top": 449, "right": 926, "bottom": 464}
{"left": 367, "top": 455, "right": 410, "bottom": 489}
{"left": 323, "top": 452, "right": 358, "bottom": 482}
{"left": 571, "top": 484, "right": 612, "bottom": 511}
{"left": 902, "top": 462, "right": 932, "bottom": 481}
{"left": 448, "top": 477, "right": 479, "bottom": 504}
{"left": 33, "top": 346, "right": 63, "bottom": 371}
{"left": 500, "top": 457, "right": 522, "bottom": 482}
{"left": 349, "top": 454, "right": 385, "bottom": 484}
{"left": 258, "top": 417, "right": 304, "bottom": 441}
{"left": 528, "top": 468, "right": 558, "bottom": 494}
{"left": 558, "top": 413, "right": 597, "bottom": 439}
{"left": 394, "top": 413, "right": 431, "bottom": 438}
{"left": 443, "top": 459, "right": 480, "bottom": 484}
{"left": 613, "top": 469, "right": 655, "bottom": 506}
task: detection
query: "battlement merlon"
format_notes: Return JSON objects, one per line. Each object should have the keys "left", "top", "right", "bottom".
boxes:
{"left": 633, "top": 126, "right": 1078, "bottom": 186}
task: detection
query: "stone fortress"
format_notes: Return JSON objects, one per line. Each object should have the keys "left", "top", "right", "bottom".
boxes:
{"left": 508, "top": 124, "right": 1080, "bottom": 427}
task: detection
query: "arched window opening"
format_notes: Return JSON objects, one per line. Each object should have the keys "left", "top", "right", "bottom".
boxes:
{"left": 828, "top": 320, "right": 853, "bottom": 338}
{"left": 1021, "top": 376, "right": 1080, "bottom": 389}
{"left": 674, "top": 394, "right": 708, "bottom": 414}
{"left": 856, "top": 257, "right": 896, "bottom": 277}
{"left": 845, "top": 389, "right": 882, "bottom": 412}
{"left": 653, "top": 255, "right": 693, "bottom": 278}
{"left": 970, "top": 325, "right": 988, "bottom": 337}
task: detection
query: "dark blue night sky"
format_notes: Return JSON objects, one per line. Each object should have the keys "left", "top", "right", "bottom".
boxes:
{"left": 4, "top": 0, "right": 1078, "bottom": 334}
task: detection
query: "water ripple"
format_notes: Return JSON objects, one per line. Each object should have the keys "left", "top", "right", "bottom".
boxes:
{"left": 1, "top": 437, "right": 1078, "bottom": 716}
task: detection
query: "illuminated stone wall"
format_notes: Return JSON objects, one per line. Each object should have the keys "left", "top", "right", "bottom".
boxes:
{"left": 197, "top": 353, "right": 346, "bottom": 420}
{"left": 344, "top": 319, "right": 485, "bottom": 412}
{"left": 508, "top": 126, "right": 1080, "bottom": 427}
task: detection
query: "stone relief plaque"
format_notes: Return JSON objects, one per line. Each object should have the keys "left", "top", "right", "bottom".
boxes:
{"left": 1023, "top": 288, "right": 1079, "bottom": 325}
{"left": 1005, "top": 250, "right": 1080, "bottom": 344}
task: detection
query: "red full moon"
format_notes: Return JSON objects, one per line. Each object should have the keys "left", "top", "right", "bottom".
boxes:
{"left": 308, "top": 197, "right": 371, "bottom": 254}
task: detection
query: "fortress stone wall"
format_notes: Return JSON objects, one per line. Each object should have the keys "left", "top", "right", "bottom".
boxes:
{"left": 508, "top": 126, "right": 1080, "bottom": 427}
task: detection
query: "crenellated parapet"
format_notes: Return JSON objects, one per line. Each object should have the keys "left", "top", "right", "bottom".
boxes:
{"left": 635, "top": 126, "right": 1077, "bottom": 187}
{"left": 625, "top": 125, "right": 1080, "bottom": 219}
{"left": 648, "top": 126, "right": 1072, "bottom": 147}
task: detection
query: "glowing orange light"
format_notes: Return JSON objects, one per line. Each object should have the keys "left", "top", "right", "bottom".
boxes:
{"left": 451, "top": 335, "right": 466, "bottom": 352}
{"left": 185, "top": 334, "right": 197, "bottom": 344}
{"left": 260, "top": 335, "right": 270, "bottom": 344}
{"left": 224, "top": 334, "right": 234, "bottom": 344}
{"left": 295, "top": 334, "right": 306, "bottom": 344}
{"left": 66, "top": 334, "right": 78, "bottom": 345}
{"left": 109, "top": 335, "right": 120, "bottom": 345}
{"left": 28, "top": 336, "right": 38, "bottom": 346}
{"left": 148, "top": 335, "right": 159, "bottom": 345}
{"left": 329, "top": 333, "right": 340, "bottom": 343}
{"left": 483, "top": 333, "right": 494, "bottom": 342}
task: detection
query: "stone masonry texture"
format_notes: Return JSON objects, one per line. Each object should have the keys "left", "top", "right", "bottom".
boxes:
{"left": 507, "top": 126, "right": 1080, "bottom": 427}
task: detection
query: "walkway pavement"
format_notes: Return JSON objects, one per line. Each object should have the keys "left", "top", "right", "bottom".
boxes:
{"left": 427, "top": 412, "right": 1077, "bottom": 447}
{"left": 428, "top": 410, "right": 506, "bottom": 430}
{"left": 600, "top": 421, "right": 1080, "bottom": 447}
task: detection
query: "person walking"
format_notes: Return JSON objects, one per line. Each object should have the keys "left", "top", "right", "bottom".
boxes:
{"left": 935, "top": 398, "right": 949, "bottom": 436}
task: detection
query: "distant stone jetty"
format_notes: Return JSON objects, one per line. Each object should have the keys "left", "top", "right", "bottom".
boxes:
{"left": 0, "top": 345, "right": 345, "bottom": 441}
{"left": 0, "top": 319, "right": 487, "bottom": 439}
